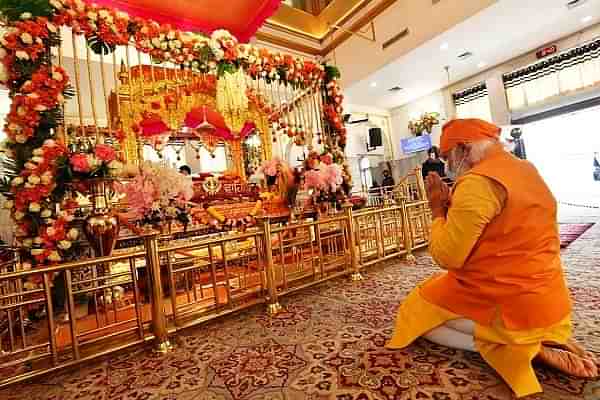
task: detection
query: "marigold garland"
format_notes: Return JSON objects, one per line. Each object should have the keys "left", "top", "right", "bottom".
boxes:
{"left": 0, "top": 0, "right": 348, "bottom": 266}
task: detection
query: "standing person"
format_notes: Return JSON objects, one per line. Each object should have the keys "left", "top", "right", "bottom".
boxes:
{"left": 387, "top": 119, "right": 598, "bottom": 398}
{"left": 421, "top": 146, "right": 446, "bottom": 180}
{"left": 381, "top": 170, "right": 395, "bottom": 188}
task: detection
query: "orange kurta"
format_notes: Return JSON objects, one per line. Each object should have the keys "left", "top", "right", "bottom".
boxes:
{"left": 422, "top": 147, "right": 571, "bottom": 330}
{"left": 388, "top": 147, "right": 573, "bottom": 398}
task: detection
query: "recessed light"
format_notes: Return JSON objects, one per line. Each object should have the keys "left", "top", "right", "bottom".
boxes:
{"left": 370, "top": 82, "right": 377, "bottom": 88}
{"left": 440, "top": 43, "right": 449, "bottom": 51}
{"left": 477, "top": 61, "right": 487, "bottom": 68}
{"left": 582, "top": 15, "right": 593, "bottom": 23}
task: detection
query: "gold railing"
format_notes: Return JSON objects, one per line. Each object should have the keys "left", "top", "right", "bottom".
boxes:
{"left": 0, "top": 201, "right": 431, "bottom": 387}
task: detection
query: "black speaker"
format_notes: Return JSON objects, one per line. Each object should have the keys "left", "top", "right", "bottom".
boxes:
{"left": 369, "top": 128, "right": 382, "bottom": 148}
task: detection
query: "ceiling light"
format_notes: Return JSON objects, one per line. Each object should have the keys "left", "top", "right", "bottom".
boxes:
{"left": 582, "top": 15, "right": 593, "bottom": 23}
{"left": 477, "top": 61, "right": 487, "bottom": 68}
{"left": 370, "top": 82, "right": 377, "bottom": 88}
{"left": 440, "top": 43, "right": 449, "bottom": 51}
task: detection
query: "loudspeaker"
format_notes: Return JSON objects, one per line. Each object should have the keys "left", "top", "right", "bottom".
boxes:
{"left": 369, "top": 128, "right": 382, "bottom": 148}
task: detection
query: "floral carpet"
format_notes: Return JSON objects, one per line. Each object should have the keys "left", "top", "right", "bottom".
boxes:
{"left": 3, "top": 224, "right": 600, "bottom": 400}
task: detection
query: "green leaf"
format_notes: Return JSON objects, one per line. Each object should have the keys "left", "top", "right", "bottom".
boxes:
{"left": 324, "top": 65, "right": 341, "bottom": 82}
{"left": 0, "top": 0, "right": 53, "bottom": 22}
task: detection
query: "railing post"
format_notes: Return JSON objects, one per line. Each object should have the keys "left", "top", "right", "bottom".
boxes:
{"left": 344, "top": 203, "right": 363, "bottom": 281}
{"left": 401, "top": 200, "right": 417, "bottom": 264}
{"left": 144, "top": 233, "right": 172, "bottom": 353}
{"left": 259, "top": 216, "right": 282, "bottom": 315}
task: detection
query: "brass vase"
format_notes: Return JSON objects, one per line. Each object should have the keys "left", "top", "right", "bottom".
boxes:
{"left": 84, "top": 179, "right": 120, "bottom": 257}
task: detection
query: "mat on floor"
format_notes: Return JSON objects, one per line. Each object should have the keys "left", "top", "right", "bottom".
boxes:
{"left": 559, "top": 223, "right": 594, "bottom": 248}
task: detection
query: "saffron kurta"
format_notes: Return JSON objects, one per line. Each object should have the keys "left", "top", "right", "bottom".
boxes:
{"left": 388, "top": 149, "right": 572, "bottom": 398}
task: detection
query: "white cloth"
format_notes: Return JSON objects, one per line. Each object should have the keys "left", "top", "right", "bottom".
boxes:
{"left": 424, "top": 319, "right": 476, "bottom": 352}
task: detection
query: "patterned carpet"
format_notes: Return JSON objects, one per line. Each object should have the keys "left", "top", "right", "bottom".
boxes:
{"left": 3, "top": 224, "right": 600, "bottom": 400}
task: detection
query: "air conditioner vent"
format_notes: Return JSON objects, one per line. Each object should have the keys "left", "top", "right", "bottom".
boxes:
{"left": 458, "top": 51, "right": 473, "bottom": 60}
{"left": 567, "top": 0, "right": 588, "bottom": 9}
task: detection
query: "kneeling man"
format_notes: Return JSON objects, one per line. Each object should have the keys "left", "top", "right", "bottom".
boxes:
{"left": 387, "top": 119, "right": 598, "bottom": 398}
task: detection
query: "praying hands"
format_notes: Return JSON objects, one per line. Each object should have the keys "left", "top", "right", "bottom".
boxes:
{"left": 425, "top": 172, "right": 450, "bottom": 219}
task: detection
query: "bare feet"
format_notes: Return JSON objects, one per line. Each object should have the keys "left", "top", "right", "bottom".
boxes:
{"left": 545, "top": 340, "right": 599, "bottom": 366}
{"left": 538, "top": 345, "right": 599, "bottom": 378}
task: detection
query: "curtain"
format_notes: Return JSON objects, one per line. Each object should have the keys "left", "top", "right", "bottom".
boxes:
{"left": 453, "top": 83, "right": 493, "bottom": 122}
{"left": 504, "top": 39, "right": 600, "bottom": 111}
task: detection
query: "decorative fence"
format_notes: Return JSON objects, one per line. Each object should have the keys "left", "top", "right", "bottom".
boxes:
{"left": 0, "top": 175, "right": 432, "bottom": 387}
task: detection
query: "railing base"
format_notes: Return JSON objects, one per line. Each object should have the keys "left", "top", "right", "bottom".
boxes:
{"left": 405, "top": 253, "right": 417, "bottom": 265}
{"left": 153, "top": 339, "right": 174, "bottom": 354}
{"left": 267, "top": 302, "right": 283, "bottom": 315}
{"left": 350, "top": 272, "right": 364, "bottom": 281}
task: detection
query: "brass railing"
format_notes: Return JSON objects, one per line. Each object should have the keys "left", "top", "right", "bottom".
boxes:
{"left": 0, "top": 201, "right": 432, "bottom": 387}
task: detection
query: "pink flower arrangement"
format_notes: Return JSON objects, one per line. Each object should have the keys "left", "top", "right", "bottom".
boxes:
{"left": 70, "top": 153, "right": 90, "bottom": 173}
{"left": 94, "top": 144, "right": 116, "bottom": 162}
{"left": 260, "top": 157, "right": 281, "bottom": 177}
{"left": 304, "top": 164, "right": 343, "bottom": 193}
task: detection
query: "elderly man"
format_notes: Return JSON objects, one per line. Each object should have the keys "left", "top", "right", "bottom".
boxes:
{"left": 387, "top": 119, "right": 598, "bottom": 398}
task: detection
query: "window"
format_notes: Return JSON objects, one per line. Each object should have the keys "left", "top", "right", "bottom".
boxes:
{"left": 453, "top": 82, "right": 493, "bottom": 122}
{"left": 504, "top": 38, "right": 600, "bottom": 111}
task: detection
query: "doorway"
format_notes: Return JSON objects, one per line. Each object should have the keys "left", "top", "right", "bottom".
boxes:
{"left": 522, "top": 105, "right": 600, "bottom": 222}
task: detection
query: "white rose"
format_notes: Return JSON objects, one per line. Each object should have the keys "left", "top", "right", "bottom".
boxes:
{"left": 3, "top": 200, "right": 13, "bottom": 209}
{"left": 160, "top": 42, "right": 168, "bottom": 50}
{"left": 87, "top": 11, "right": 98, "bottom": 21}
{"left": 30, "top": 248, "right": 44, "bottom": 256}
{"left": 67, "top": 228, "right": 79, "bottom": 241}
{"left": 58, "top": 240, "right": 72, "bottom": 250}
{"left": 52, "top": 71, "right": 63, "bottom": 81}
{"left": 46, "top": 227, "right": 56, "bottom": 237}
{"left": 14, "top": 211, "right": 25, "bottom": 220}
{"left": 116, "top": 11, "right": 129, "bottom": 20}
{"left": 28, "top": 175, "right": 41, "bottom": 185}
{"left": 33, "top": 148, "right": 44, "bottom": 156}
{"left": 98, "top": 10, "right": 109, "bottom": 19}
{"left": 25, "top": 162, "right": 36, "bottom": 170}
{"left": 50, "top": 0, "right": 63, "bottom": 10}
{"left": 22, "top": 239, "right": 33, "bottom": 248}
{"left": 41, "top": 172, "right": 53, "bottom": 185}
{"left": 20, "top": 32, "right": 33, "bottom": 45}
{"left": 33, "top": 236, "right": 43, "bottom": 245}
{"left": 20, "top": 12, "right": 32, "bottom": 20}
{"left": 151, "top": 38, "right": 161, "bottom": 48}
{"left": 48, "top": 251, "right": 61, "bottom": 262}
{"left": 15, "top": 51, "right": 29, "bottom": 60}
{"left": 12, "top": 177, "right": 24, "bottom": 186}
{"left": 167, "top": 31, "right": 176, "bottom": 40}
{"left": 44, "top": 139, "right": 57, "bottom": 147}
{"left": 47, "top": 22, "right": 58, "bottom": 33}
{"left": 41, "top": 209, "right": 52, "bottom": 218}
{"left": 31, "top": 156, "right": 44, "bottom": 164}
{"left": 29, "top": 203, "right": 41, "bottom": 213}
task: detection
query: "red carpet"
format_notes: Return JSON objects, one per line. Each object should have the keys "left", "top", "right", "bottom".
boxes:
{"left": 560, "top": 223, "right": 594, "bottom": 248}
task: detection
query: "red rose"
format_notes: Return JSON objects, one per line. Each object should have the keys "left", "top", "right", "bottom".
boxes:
{"left": 320, "top": 153, "right": 333, "bottom": 165}
{"left": 70, "top": 153, "right": 90, "bottom": 173}
{"left": 94, "top": 144, "right": 116, "bottom": 162}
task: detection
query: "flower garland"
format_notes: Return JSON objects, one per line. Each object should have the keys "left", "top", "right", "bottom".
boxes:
{"left": 0, "top": 0, "right": 348, "bottom": 266}
{"left": 408, "top": 112, "right": 440, "bottom": 136}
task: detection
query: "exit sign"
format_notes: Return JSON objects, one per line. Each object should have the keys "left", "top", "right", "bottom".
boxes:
{"left": 536, "top": 45, "right": 557, "bottom": 59}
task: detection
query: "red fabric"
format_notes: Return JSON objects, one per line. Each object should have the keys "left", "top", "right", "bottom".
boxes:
{"left": 440, "top": 119, "right": 501, "bottom": 155}
{"left": 85, "top": 0, "right": 283, "bottom": 43}
{"left": 184, "top": 107, "right": 255, "bottom": 140}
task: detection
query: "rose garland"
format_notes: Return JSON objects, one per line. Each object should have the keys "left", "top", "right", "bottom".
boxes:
{"left": 0, "top": 0, "right": 348, "bottom": 266}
